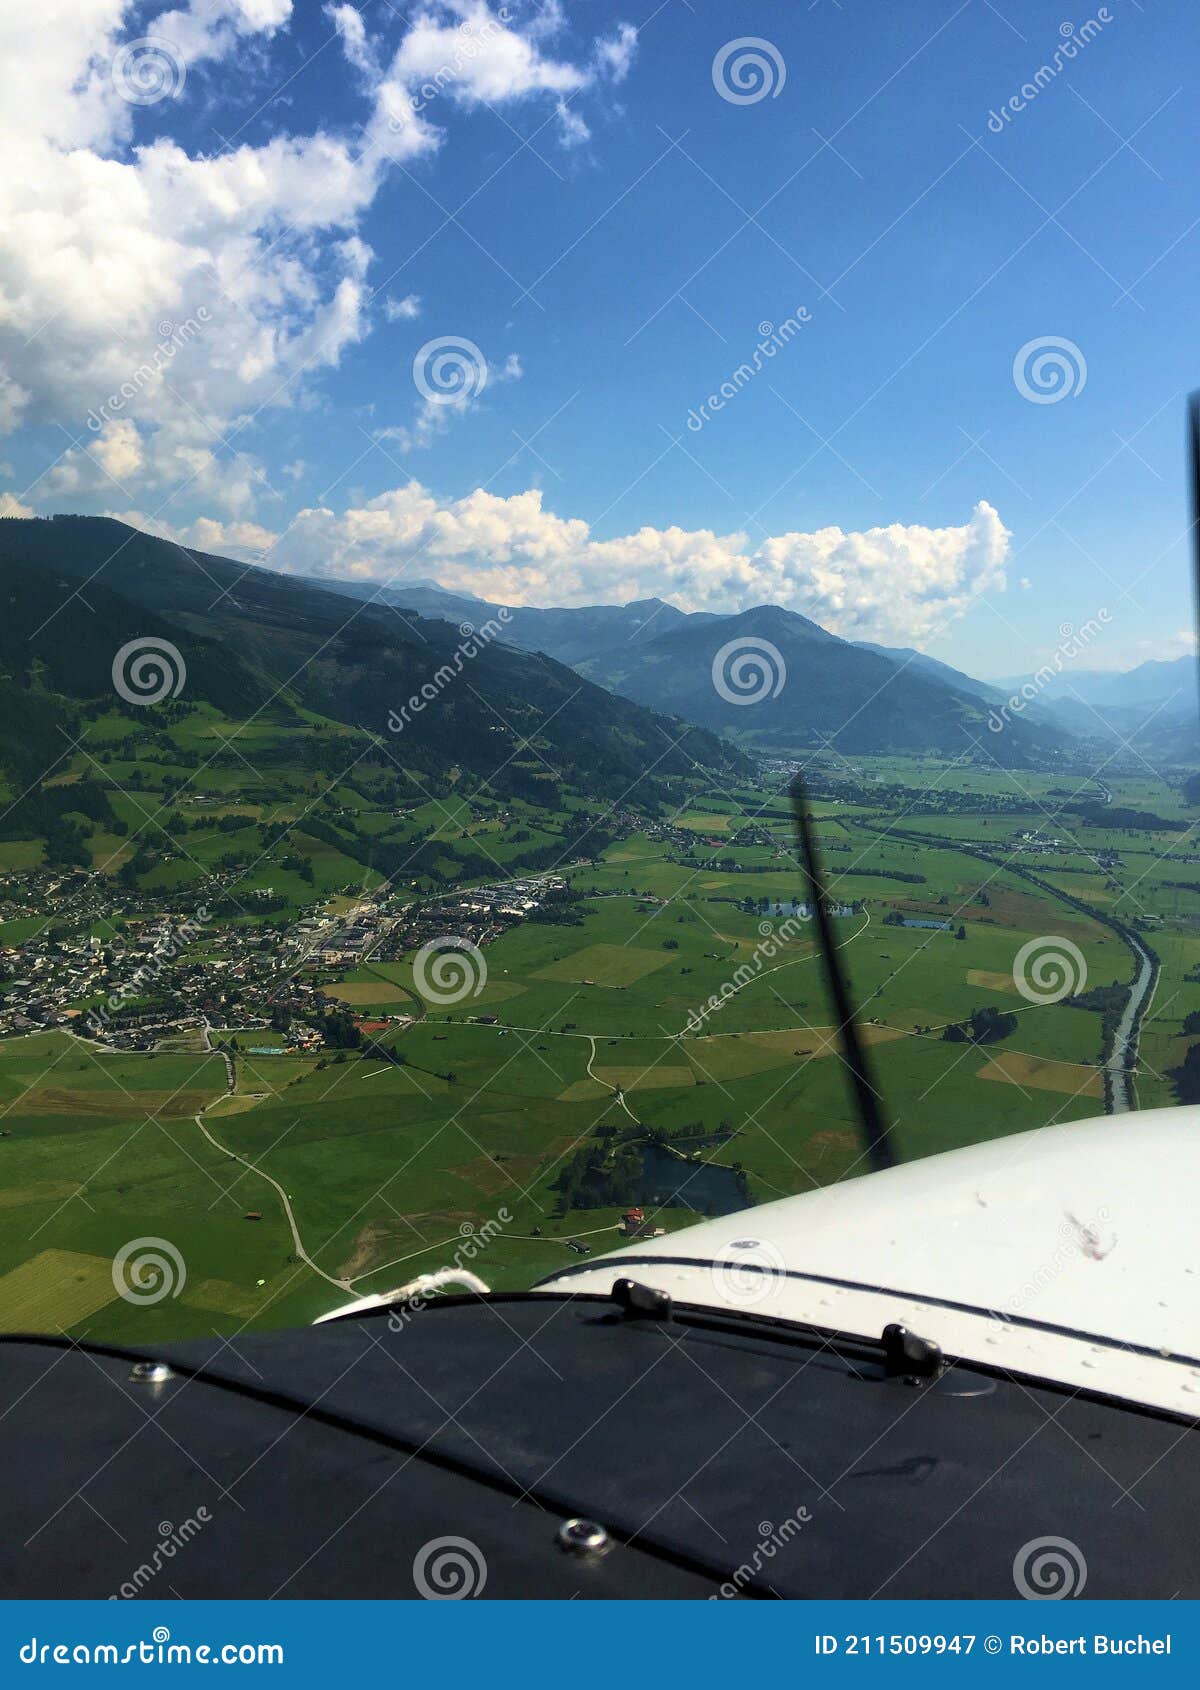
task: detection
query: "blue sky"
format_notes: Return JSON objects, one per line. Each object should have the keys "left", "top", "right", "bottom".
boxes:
{"left": 2, "top": 0, "right": 1196, "bottom": 678}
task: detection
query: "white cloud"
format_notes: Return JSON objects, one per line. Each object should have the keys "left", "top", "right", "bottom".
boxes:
{"left": 595, "top": 23, "right": 638, "bottom": 84}
{"left": 384, "top": 293, "right": 423, "bottom": 322}
{"left": 174, "top": 482, "right": 1009, "bottom": 644}
{"left": 109, "top": 507, "right": 280, "bottom": 558}
{"left": 1, "top": 2, "right": 634, "bottom": 507}
{"left": 555, "top": 99, "right": 591, "bottom": 147}
{"left": 387, "top": 2, "right": 586, "bottom": 109}
{"left": 325, "top": 3, "right": 375, "bottom": 76}
{"left": 0, "top": 491, "right": 34, "bottom": 518}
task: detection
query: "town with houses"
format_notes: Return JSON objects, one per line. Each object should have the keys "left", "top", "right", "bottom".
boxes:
{"left": 0, "top": 865, "right": 569, "bottom": 1052}
{"left": 0, "top": 805, "right": 1163, "bottom": 1055}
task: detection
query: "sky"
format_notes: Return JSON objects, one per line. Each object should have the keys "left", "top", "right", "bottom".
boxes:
{"left": 0, "top": 0, "right": 1196, "bottom": 678}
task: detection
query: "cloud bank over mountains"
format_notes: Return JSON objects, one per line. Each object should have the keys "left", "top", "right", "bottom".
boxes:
{"left": 118, "top": 488, "right": 1012, "bottom": 647}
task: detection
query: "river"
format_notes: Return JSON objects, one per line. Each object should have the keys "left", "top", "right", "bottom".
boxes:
{"left": 1106, "top": 928, "right": 1156, "bottom": 1114}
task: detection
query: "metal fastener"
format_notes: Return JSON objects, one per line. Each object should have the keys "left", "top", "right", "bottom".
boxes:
{"left": 557, "top": 1517, "right": 610, "bottom": 1558}
{"left": 128, "top": 1360, "right": 175, "bottom": 1384}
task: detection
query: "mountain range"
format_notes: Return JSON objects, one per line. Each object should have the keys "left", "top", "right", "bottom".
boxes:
{"left": 351, "top": 577, "right": 1198, "bottom": 761}
{"left": 0, "top": 516, "right": 748, "bottom": 816}
{"left": 994, "top": 655, "right": 1197, "bottom": 737}
{"left": 4, "top": 516, "right": 1193, "bottom": 790}
{"left": 308, "top": 575, "right": 1062, "bottom": 763}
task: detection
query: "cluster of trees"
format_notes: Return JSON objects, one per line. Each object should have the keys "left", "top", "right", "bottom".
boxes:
{"left": 527, "top": 885, "right": 587, "bottom": 926}
{"left": 321, "top": 1010, "right": 362, "bottom": 1049}
{"left": 837, "top": 867, "right": 927, "bottom": 884}
{"left": 942, "top": 1005, "right": 1019, "bottom": 1045}
{"left": 1072, "top": 803, "right": 1184, "bottom": 832}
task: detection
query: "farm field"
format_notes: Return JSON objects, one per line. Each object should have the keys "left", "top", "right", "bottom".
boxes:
{"left": 1, "top": 756, "right": 1197, "bottom": 1344}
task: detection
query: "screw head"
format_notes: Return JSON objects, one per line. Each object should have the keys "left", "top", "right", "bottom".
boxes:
{"left": 556, "top": 1517, "right": 610, "bottom": 1558}
{"left": 129, "top": 1360, "right": 175, "bottom": 1384}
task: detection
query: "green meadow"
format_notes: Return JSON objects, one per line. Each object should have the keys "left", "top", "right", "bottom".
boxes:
{"left": 1, "top": 758, "right": 1194, "bottom": 1343}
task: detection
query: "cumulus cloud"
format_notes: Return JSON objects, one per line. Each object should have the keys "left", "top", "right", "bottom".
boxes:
{"left": 134, "top": 483, "right": 1010, "bottom": 644}
{"left": 384, "top": 293, "right": 423, "bottom": 322}
{"left": 1, "top": 2, "right": 635, "bottom": 506}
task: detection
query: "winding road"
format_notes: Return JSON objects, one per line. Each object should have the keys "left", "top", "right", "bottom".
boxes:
{"left": 194, "top": 1103, "right": 351, "bottom": 1291}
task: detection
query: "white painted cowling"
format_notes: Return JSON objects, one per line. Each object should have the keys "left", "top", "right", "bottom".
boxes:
{"left": 534, "top": 1108, "right": 1200, "bottom": 1416}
